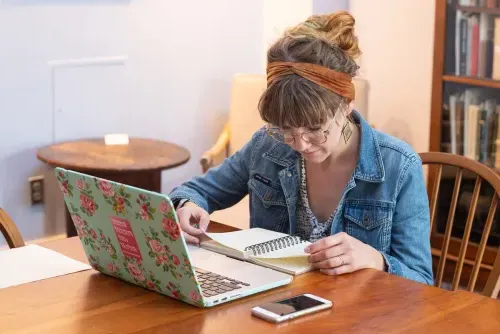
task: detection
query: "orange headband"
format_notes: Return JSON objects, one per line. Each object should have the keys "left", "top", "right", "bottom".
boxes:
{"left": 266, "top": 61, "right": 355, "bottom": 102}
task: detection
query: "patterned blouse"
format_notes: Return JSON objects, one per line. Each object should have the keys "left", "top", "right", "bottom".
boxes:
{"left": 295, "top": 156, "right": 336, "bottom": 243}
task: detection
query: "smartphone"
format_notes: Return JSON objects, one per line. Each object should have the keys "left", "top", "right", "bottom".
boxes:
{"left": 251, "top": 293, "right": 333, "bottom": 323}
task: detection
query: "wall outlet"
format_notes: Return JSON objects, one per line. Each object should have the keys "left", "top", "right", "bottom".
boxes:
{"left": 28, "top": 175, "right": 44, "bottom": 205}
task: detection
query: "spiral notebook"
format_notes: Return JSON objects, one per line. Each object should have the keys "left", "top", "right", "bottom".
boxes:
{"left": 200, "top": 228, "right": 314, "bottom": 275}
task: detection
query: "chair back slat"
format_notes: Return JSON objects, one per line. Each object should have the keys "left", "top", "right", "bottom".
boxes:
{"left": 0, "top": 208, "right": 25, "bottom": 248}
{"left": 483, "top": 250, "right": 500, "bottom": 298}
{"left": 435, "top": 168, "right": 462, "bottom": 288}
{"left": 452, "top": 176, "right": 482, "bottom": 290}
{"left": 419, "top": 152, "right": 500, "bottom": 298}
{"left": 468, "top": 195, "right": 498, "bottom": 292}
{"left": 429, "top": 165, "right": 442, "bottom": 233}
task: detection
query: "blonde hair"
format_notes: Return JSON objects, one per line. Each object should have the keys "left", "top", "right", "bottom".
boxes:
{"left": 259, "top": 11, "right": 361, "bottom": 128}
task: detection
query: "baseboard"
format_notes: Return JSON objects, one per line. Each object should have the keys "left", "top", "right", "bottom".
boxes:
{"left": 0, "top": 233, "right": 67, "bottom": 250}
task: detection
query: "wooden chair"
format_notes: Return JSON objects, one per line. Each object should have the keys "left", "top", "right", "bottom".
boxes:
{"left": 0, "top": 208, "right": 25, "bottom": 248}
{"left": 420, "top": 152, "right": 500, "bottom": 298}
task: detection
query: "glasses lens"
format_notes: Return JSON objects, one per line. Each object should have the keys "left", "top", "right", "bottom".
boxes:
{"left": 268, "top": 129, "right": 286, "bottom": 142}
{"left": 303, "top": 130, "right": 327, "bottom": 144}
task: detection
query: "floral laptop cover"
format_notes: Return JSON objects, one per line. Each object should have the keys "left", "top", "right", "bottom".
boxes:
{"left": 54, "top": 167, "right": 205, "bottom": 307}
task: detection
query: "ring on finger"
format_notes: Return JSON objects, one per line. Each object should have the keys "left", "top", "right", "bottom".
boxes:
{"left": 337, "top": 255, "right": 345, "bottom": 266}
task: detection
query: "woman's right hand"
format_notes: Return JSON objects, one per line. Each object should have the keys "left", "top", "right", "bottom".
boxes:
{"left": 176, "top": 202, "right": 210, "bottom": 245}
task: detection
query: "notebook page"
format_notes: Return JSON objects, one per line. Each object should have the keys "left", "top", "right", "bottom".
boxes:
{"left": 252, "top": 256, "right": 313, "bottom": 275}
{"left": 0, "top": 244, "right": 91, "bottom": 289}
{"left": 204, "top": 228, "right": 288, "bottom": 252}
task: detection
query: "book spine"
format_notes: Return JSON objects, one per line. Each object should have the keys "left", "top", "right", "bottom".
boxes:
{"left": 493, "top": 18, "right": 500, "bottom": 80}
{"left": 445, "top": 0, "right": 458, "bottom": 74}
{"left": 495, "top": 105, "right": 500, "bottom": 169}
{"left": 471, "top": 16, "right": 479, "bottom": 76}
{"left": 486, "top": 0, "right": 497, "bottom": 7}
{"left": 460, "top": 17, "right": 468, "bottom": 75}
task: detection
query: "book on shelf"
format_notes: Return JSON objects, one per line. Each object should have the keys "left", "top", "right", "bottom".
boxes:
{"left": 443, "top": 88, "right": 500, "bottom": 167}
{"left": 493, "top": 16, "right": 500, "bottom": 80}
{"left": 456, "top": 1, "right": 500, "bottom": 10}
{"left": 445, "top": 0, "right": 499, "bottom": 79}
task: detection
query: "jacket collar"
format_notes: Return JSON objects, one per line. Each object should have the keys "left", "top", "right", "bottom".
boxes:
{"left": 262, "top": 110, "right": 385, "bottom": 182}
{"left": 351, "top": 111, "right": 385, "bottom": 182}
{"left": 261, "top": 141, "right": 299, "bottom": 168}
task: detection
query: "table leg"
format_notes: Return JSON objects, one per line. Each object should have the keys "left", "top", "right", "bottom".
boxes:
{"left": 64, "top": 170, "right": 162, "bottom": 237}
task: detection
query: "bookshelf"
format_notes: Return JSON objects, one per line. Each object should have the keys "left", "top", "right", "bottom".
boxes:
{"left": 457, "top": 5, "right": 500, "bottom": 13}
{"left": 443, "top": 75, "right": 500, "bottom": 88}
{"left": 429, "top": 0, "right": 500, "bottom": 291}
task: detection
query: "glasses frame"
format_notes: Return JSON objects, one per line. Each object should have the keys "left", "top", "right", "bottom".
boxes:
{"left": 266, "top": 121, "right": 334, "bottom": 145}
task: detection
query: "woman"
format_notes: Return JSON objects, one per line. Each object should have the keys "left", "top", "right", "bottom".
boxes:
{"left": 169, "top": 11, "right": 433, "bottom": 285}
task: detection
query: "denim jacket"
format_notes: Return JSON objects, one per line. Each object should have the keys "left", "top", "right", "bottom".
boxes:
{"left": 170, "top": 112, "right": 434, "bottom": 285}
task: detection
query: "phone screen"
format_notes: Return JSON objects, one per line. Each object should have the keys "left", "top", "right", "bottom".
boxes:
{"left": 258, "top": 295, "right": 326, "bottom": 316}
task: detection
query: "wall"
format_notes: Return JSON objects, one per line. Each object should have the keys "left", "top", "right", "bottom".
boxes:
{"left": 263, "top": 0, "right": 312, "bottom": 65}
{"left": 0, "top": 0, "right": 346, "bottom": 246}
{"left": 0, "top": 0, "right": 265, "bottom": 245}
{"left": 262, "top": 0, "right": 349, "bottom": 66}
{"left": 349, "top": 0, "right": 436, "bottom": 154}
{"left": 313, "top": 0, "right": 349, "bottom": 14}
{"left": 2, "top": 0, "right": 435, "bottom": 246}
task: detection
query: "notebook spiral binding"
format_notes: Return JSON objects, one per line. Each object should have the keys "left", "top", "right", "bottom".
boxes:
{"left": 243, "top": 235, "right": 307, "bottom": 256}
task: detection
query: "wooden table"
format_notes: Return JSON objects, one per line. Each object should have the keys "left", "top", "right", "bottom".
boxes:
{"left": 1, "top": 222, "right": 499, "bottom": 334}
{"left": 37, "top": 137, "right": 190, "bottom": 237}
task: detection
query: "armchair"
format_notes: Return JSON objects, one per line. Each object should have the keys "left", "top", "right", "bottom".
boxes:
{"left": 201, "top": 74, "right": 267, "bottom": 173}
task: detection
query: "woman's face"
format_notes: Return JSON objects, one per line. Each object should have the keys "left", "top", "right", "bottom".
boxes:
{"left": 275, "top": 110, "right": 346, "bottom": 163}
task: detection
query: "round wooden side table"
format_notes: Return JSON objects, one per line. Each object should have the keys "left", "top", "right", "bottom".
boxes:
{"left": 37, "top": 137, "right": 190, "bottom": 237}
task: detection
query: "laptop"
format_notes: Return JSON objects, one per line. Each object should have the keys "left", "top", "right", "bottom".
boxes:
{"left": 54, "top": 167, "right": 293, "bottom": 307}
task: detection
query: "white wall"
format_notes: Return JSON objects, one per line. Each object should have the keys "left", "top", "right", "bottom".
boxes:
{"left": 1, "top": 0, "right": 343, "bottom": 246}
{"left": 313, "top": 0, "right": 349, "bottom": 15}
{"left": 263, "top": 0, "right": 312, "bottom": 64}
{"left": 350, "top": 0, "right": 435, "bottom": 153}
{"left": 262, "top": 0, "right": 349, "bottom": 66}
{"left": 0, "top": 0, "right": 265, "bottom": 245}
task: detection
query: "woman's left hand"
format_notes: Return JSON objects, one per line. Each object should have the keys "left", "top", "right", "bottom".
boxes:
{"left": 305, "top": 232, "right": 386, "bottom": 275}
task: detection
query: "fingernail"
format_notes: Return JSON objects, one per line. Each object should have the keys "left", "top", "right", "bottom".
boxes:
{"left": 304, "top": 246, "right": 310, "bottom": 253}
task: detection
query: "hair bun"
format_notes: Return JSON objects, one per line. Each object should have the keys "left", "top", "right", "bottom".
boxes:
{"left": 286, "top": 11, "right": 361, "bottom": 59}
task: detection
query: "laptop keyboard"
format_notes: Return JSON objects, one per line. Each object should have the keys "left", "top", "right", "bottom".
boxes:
{"left": 194, "top": 268, "right": 250, "bottom": 298}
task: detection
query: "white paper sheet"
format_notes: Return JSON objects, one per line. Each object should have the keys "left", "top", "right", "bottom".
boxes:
{"left": 0, "top": 244, "right": 92, "bottom": 289}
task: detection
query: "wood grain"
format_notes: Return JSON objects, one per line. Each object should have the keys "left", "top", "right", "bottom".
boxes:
{"left": 429, "top": 0, "right": 447, "bottom": 154}
{"left": 455, "top": 5, "right": 500, "bottom": 15}
{"left": 442, "top": 75, "right": 500, "bottom": 89}
{"left": 0, "top": 208, "right": 25, "bottom": 248}
{"left": 36, "top": 137, "right": 190, "bottom": 237}
{"left": 36, "top": 138, "right": 190, "bottom": 172}
{"left": 1, "top": 222, "right": 499, "bottom": 334}
{"left": 200, "top": 124, "right": 230, "bottom": 173}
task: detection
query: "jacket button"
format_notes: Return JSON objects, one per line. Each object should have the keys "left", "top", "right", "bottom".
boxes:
{"left": 286, "top": 172, "right": 292, "bottom": 177}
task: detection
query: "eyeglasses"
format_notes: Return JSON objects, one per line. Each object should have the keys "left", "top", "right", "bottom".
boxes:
{"left": 266, "top": 121, "right": 334, "bottom": 145}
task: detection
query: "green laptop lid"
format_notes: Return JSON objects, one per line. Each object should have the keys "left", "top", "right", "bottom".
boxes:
{"left": 54, "top": 167, "right": 205, "bottom": 307}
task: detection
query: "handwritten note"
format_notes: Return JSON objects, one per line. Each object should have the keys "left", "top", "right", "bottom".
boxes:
{"left": 110, "top": 216, "right": 142, "bottom": 261}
